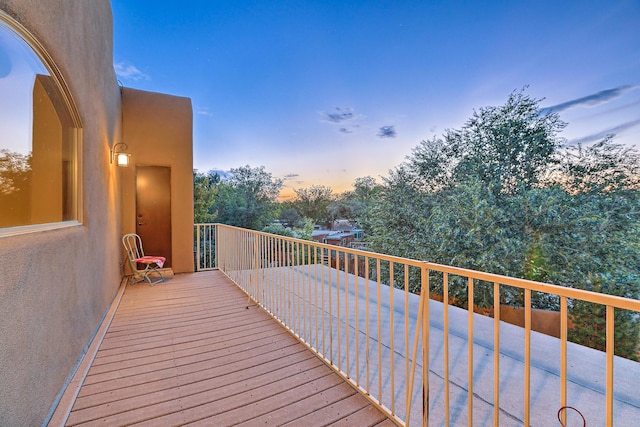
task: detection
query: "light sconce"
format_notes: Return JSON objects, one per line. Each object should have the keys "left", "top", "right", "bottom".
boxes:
{"left": 110, "top": 142, "right": 130, "bottom": 167}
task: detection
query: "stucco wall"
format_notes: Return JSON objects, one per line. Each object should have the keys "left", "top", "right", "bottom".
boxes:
{"left": 0, "top": 1, "right": 122, "bottom": 425}
{"left": 120, "top": 87, "right": 194, "bottom": 273}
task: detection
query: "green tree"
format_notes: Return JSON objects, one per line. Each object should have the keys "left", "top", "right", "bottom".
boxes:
{"left": 293, "top": 217, "right": 315, "bottom": 240}
{"left": 449, "top": 89, "right": 566, "bottom": 194}
{"left": 193, "top": 170, "right": 219, "bottom": 223}
{"left": 568, "top": 274, "right": 639, "bottom": 361}
{"left": 0, "top": 149, "right": 31, "bottom": 195}
{"left": 331, "top": 176, "right": 383, "bottom": 229}
{"left": 292, "top": 185, "right": 334, "bottom": 228}
{"left": 365, "top": 90, "right": 640, "bottom": 358}
{"left": 262, "top": 217, "right": 314, "bottom": 240}
{"left": 0, "top": 149, "right": 32, "bottom": 227}
{"left": 548, "top": 136, "right": 640, "bottom": 192}
{"left": 368, "top": 90, "right": 564, "bottom": 280}
{"left": 212, "top": 165, "right": 283, "bottom": 230}
{"left": 262, "top": 222, "right": 294, "bottom": 237}
{"left": 279, "top": 207, "right": 303, "bottom": 228}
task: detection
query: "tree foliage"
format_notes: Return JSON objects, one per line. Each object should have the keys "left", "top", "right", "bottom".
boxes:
{"left": 364, "top": 89, "right": 640, "bottom": 359}
{"left": 262, "top": 216, "right": 314, "bottom": 240}
{"left": 261, "top": 222, "right": 295, "bottom": 237}
{"left": 331, "top": 176, "right": 383, "bottom": 229}
{"left": 449, "top": 90, "right": 566, "bottom": 194}
{"left": 0, "top": 149, "right": 31, "bottom": 196}
{"left": 193, "top": 165, "right": 283, "bottom": 230}
{"left": 548, "top": 136, "right": 640, "bottom": 193}
{"left": 0, "top": 150, "right": 32, "bottom": 227}
{"left": 278, "top": 207, "right": 303, "bottom": 229}
{"left": 193, "top": 170, "right": 219, "bottom": 223}
{"left": 292, "top": 185, "right": 335, "bottom": 228}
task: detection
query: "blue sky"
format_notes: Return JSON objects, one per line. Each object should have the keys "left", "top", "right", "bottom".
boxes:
{"left": 111, "top": 0, "right": 640, "bottom": 198}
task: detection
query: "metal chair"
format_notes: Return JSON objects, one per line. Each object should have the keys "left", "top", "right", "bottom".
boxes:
{"left": 122, "top": 233, "right": 166, "bottom": 284}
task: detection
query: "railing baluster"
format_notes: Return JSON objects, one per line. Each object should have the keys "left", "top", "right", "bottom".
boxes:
{"left": 288, "top": 239, "right": 291, "bottom": 321}
{"left": 365, "top": 255, "right": 371, "bottom": 394}
{"left": 444, "top": 272, "right": 450, "bottom": 426}
{"left": 467, "top": 277, "right": 474, "bottom": 427}
{"left": 210, "top": 224, "right": 213, "bottom": 269}
{"left": 201, "top": 224, "right": 205, "bottom": 270}
{"left": 493, "top": 282, "right": 500, "bottom": 427}
{"left": 297, "top": 241, "right": 301, "bottom": 340}
{"left": 345, "top": 250, "right": 350, "bottom": 379}
{"left": 524, "top": 288, "right": 531, "bottom": 426}
{"left": 253, "top": 232, "right": 259, "bottom": 301}
{"left": 560, "top": 295, "right": 568, "bottom": 426}
{"left": 300, "top": 241, "right": 304, "bottom": 341}
{"left": 423, "top": 266, "right": 430, "bottom": 427}
{"left": 314, "top": 246, "right": 319, "bottom": 352}
{"left": 277, "top": 237, "right": 282, "bottom": 320}
{"left": 389, "top": 261, "right": 395, "bottom": 415}
{"left": 196, "top": 224, "right": 201, "bottom": 271}
{"left": 269, "top": 235, "right": 274, "bottom": 313}
{"left": 355, "top": 254, "right": 360, "bottom": 387}
{"left": 288, "top": 240, "right": 294, "bottom": 328}
{"left": 306, "top": 243, "right": 311, "bottom": 345}
{"left": 404, "top": 263, "right": 409, "bottom": 422}
{"left": 214, "top": 227, "right": 219, "bottom": 268}
{"left": 606, "top": 305, "right": 615, "bottom": 426}
{"left": 321, "top": 247, "right": 326, "bottom": 359}
{"left": 337, "top": 250, "right": 342, "bottom": 371}
{"left": 329, "top": 249, "right": 334, "bottom": 364}
{"left": 214, "top": 226, "right": 220, "bottom": 268}
{"left": 406, "top": 276, "right": 423, "bottom": 427}
{"left": 377, "top": 258, "right": 383, "bottom": 405}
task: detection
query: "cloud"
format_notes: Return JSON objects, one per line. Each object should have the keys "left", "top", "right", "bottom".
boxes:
{"left": 283, "top": 173, "right": 299, "bottom": 180}
{"left": 541, "top": 85, "right": 638, "bottom": 114}
{"left": 321, "top": 107, "right": 355, "bottom": 123}
{"left": 577, "top": 98, "right": 640, "bottom": 121}
{"left": 196, "top": 107, "right": 213, "bottom": 117}
{"left": 377, "top": 125, "right": 397, "bottom": 138}
{"left": 320, "top": 107, "right": 367, "bottom": 134}
{"left": 568, "top": 118, "right": 640, "bottom": 145}
{"left": 207, "top": 169, "right": 232, "bottom": 180}
{"left": 114, "top": 61, "right": 149, "bottom": 81}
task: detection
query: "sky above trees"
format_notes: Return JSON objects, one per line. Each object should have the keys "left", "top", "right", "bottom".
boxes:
{"left": 111, "top": 0, "right": 640, "bottom": 198}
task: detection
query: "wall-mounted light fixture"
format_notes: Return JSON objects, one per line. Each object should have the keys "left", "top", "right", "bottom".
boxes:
{"left": 110, "top": 142, "right": 130, "bottom": 167}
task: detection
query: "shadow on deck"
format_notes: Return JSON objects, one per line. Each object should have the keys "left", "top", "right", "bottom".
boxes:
{"left": 49, "top": 271, "right": 394, "bottom": 426}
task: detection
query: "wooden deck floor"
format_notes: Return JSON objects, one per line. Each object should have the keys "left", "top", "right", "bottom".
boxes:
{"left": 54, "top": 271, "right": 394, "bottom": 427}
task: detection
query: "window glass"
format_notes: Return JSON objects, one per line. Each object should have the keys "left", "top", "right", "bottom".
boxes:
{"left": 0, "top": 15, "right": 79, "bottom": 233}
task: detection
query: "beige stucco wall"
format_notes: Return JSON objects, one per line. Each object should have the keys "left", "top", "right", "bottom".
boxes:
{"left": 120, "top": 87, "right": 194, "bottom": 273}
{"left": 0, "top": 1, "right": 122, "bottom": 425}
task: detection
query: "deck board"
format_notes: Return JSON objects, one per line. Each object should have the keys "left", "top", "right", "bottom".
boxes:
{"left": 60, "top": 271, "right": 392, "bottom": 426}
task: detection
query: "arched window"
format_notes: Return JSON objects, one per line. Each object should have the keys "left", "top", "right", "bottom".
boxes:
{"left": 0, "top": 12, "right": 81, "bottom": 236}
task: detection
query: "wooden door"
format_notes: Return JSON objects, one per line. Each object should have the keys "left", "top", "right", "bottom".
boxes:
{"left": 136, "top": 166, "right": 172, "bottom": 267}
